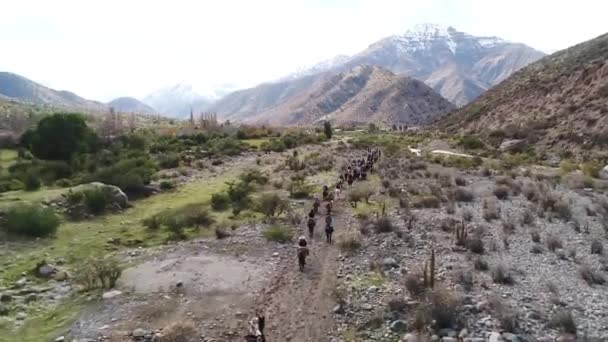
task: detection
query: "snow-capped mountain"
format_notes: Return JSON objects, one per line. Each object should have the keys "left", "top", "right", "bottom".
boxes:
{"left": 282, "top": 55, "right": 352, "bottom": 81}
{"left": 142, "top": 83, "right": 213, "bottom": 118}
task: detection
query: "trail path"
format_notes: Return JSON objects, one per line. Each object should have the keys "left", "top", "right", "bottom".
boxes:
{"left": 255, "top": 190, "right": 355, "bottom": 341}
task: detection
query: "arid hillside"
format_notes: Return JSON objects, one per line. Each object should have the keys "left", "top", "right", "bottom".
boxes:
{"left": 440, "top": 32, "right": 608, "bottom": 157}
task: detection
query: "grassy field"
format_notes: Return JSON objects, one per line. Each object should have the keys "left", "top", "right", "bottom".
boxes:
{"left": 242, "top": 138, "right": 270, "bottom": 149}
{"left": 0, "top": 149, "right": 17, "bottom": 176}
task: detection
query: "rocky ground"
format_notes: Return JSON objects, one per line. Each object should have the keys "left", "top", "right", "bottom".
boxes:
{"left": 3, "top": 141, "right": 608, "bottom": 342}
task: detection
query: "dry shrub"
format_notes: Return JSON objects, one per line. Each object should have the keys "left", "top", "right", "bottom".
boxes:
{"left": 462, "top": 209, "right": 473, "bottom": 222}
{"left": 521, "top": 209, "right": 535, "bottom": 226}
{"left": 428, "top": 289, "right": 461, "bottom": 329}
{"left": 214, "top": 227, "right": 230, "bottom": 239}
{"left": 490, "top": 297, "right": 519, "bottom": 333}
{"left": 374, "top": 217, "right": 394, "bottom": 233}
{"left": 338, "top": 233, "right": 362, "bottom": 254}
{"left": 580, "top": 265, "right": 606, "bottom": 285}
{"left": 591, "top": 240, "right": 604, "bottom": 255}
{"left": 474, "top": 257, "right": 488, "bottom": 271}
{"left": 453, "top": 188, "right": 475, "bottom": 202}
{"left": 502, "top": 219, "right": 516, "bottom": 235}
{"left": 522, "top": 182, "right": 539, "bottom": 202}
{"left": 445, "top": 201, "right": 456, "bottom": 215}
{"left": 453, "top": 269, "right": 474, "bottom": 291}
{"left": 530, "top": 244, "right": 544, "bottom": 254}
{"left": 491, "top": 264, "right": 514, "bottom": 285}
{"left": 455, "top": 176, "right": 466, "bottom": 186}
{"left": 549, "top": 310, "right": 577, "bottom": 334}
{"left": 157, "top": 321, "right": 198, "bottom": 342}
{"left": 483, "top": 199, "right": 500, "bottom": 221}
{"left": 546, "top": 235, "right": 563, "bottom": 252}
{"left": 494, "top": 185, "right": 510, "bottom": 200}
{"left": 413, "top": 195, "right": 441, "bottom": 209}
{"left": 404, "top": 273, "right": 426, "bottom": 298}
{"left": 530, "top": 230, "right": 541, "bottom": 243}
{"left": 387, "top": 298, "right": 408, "bottom": 313}
{"left": 466, "top": 237, "right": 485, "bottom": 254}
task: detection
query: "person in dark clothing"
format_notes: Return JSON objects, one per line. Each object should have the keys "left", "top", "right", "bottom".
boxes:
{"left": 347, "top": 174, "right": 354, "bottom": 187}
{"left": 308, "top": 209, "right": 315, "bottom": 218}
{"left": 326, "top": 200, "right": 333, "bottom": 215}
{"left": 297, "top": 237, "right": 310, "bottom": 272}
{"left": 322, "top": 185, "right": 329, "bottom": 200}
{"left": 313, "top": 196, "right": 321, "bottom": 214}
{"left": 325, "top": 214, "right": 334, "bottom": 244}
{"left": 307, "top": 216, "right": 316, "bottom": 237}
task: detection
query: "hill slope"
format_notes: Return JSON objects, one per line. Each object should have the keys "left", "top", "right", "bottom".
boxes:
{"left": 242, "top": 65, "right": 456, "bottom": 126}
{"left": 108, "top": 97, "right": 157, "bottom": 114}
{"left": 440, "top": 32, "right": 608, "bottom": 153}
{"left": 0, "top": 72, "right": 106, "bottom": 111}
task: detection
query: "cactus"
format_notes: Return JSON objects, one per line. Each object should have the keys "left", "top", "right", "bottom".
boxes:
{"left": 454, "top": 221, "right": 468, "bottom": 247}
{"left": 423, "top": 248, "right": 436, "bottom": 289}
{"left": 381, "top": 202, "right": 386, "bottom": 216}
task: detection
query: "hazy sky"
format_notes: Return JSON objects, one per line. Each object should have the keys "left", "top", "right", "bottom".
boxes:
{"left": 2, "top": 0, "right": 607, "bottom": 101}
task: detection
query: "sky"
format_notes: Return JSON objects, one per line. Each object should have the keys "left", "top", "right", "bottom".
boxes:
{"left": 2, "top": 0, "right": 607, "bottom": 102}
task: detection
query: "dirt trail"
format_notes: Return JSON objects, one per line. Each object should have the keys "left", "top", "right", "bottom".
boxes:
{"left": 256, "top": 193, "right": 354, "bottom": 342}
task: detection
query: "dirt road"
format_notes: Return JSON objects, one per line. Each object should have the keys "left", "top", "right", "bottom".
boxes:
{"left": 256, "top": 194, "right": 353, "bottom": 341}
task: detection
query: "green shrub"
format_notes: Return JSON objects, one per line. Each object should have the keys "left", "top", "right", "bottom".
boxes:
{"left": 255, "top": 193, "right": 288, "bottom": 218}
{"left": 211, "top": 192, "right": 230, "bottom": 211}
{"left": 458, "top": 136, "right": 485, "bottom": 150}
{"left": 0, "top": 178, "right": 24, "bottom": 192}
{"left": 54, "top": 178, "right": 72, "bottom": 188}
{"left": 582, "top": 161, "right": 602, "bottom": 178}
{"left": 263, "top": 225, "right": 292, "bottom": 243}
{"left": 83, "top": 188, "right": 112, "bottom": 215}
{"left": 159, "top": 180, "right": 175, "bottom": 190}
{"left": 2, "top": 205, "right": 60, "bottom": 238}
{"left": 74, "top": 256, "right": 122, "bottom": 290}
{"left": 239, "top": 169, "right": 268, "bottom": 185}
{"left": 88, "top": 157, "right": 156, "bottom": 194}
{"left": 159, "top": 153, "right": 180, "bottom": 169}
{"left": 260, "top": 139, "right": 287, "bottom": 152}
{"left": 23, "top": 172, "right": 41, "bottom": 191}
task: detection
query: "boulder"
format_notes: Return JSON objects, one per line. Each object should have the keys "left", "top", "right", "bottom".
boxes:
{"left": 132, "top": 328, "right": 147, "bottom": 338}
{"left": 599, "top": 165, "right": 608, "bottom": 180}
{"left": 489, "top": 332, "right": 502, "bottom": 342}
{"left": 403, "top": 333, "right": 419, "bottom": 342}
{"left": 69, "top": 182, "right": 129, "bottom": 208}
{"left": 102, "top": 290, "right": 122, "bottom": 300}
{"left": 35, "top": 262, "right": 57, "bottom": 278}
{"left": 0, "top": 293, "right": 11, "bottom": 303}
{"left": 14, "top": 277, "right": 27, "bottom": 289}
{"left": 389, "top": 320, "right": 407, "bottom": 333}
{"left": 53, "top": 271, "right": 69, "bottom": 282}
{"left": 382, "top": 257, "right": 399, "bottom": 269}
{"left": 499, "top": 139, "right": 526, "bottom": 152}
{"left": 16, "top": 312, "right": 27, "bottom": 320}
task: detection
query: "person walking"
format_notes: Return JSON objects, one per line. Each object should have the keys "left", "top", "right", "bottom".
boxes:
{"left": 324, "top": 214, "right": 334, "bottom": 244}
{"left": 307, "top": 216, "right": 316, "bottom": 238}
{"left": 297, "top": 236, "right": 310, "bottom": 272}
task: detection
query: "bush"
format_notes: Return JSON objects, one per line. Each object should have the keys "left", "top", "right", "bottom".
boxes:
{"left": 580, "top": 266, "right": 606, "bottom": 285}
{"left": 546, "top": 235, "right": 563, "bottom": 252}
{"left": 493, "top": 185, "right": 510, "bottom": 200}
{"left": 491, "top": 264, "right": 514, "bottom": 285}
{"left": 374, "top": 217, "right": 394, "bottom": 233}
{"left": 74, "top": 256, "right": 122, "bottom": 290}
{"left": 591, "top": 240, "right": 604, "bottom": 255}
{"left": 530, "top": 231, "right": 541, "bottom": 243}
{"left": 2, "top": 205, "right": 60, "bottom": 238}
{"left": 455, "top": 176, "right": 466, "bottom": 186}
{"left": 413, "top": 195, "right": 441, "bottom": 209}
{"left": 83, "top": 188, "right": 113, "bottom": 215}
{"left": 338, "top": 233, "right": 362, "bottom": 254}
{"left": 0, "top": 178, "right": 24, "bottom": 192}
{"left": 490, "top": 297, "right": 519, "bottom": 332}
{"left": 404, "top": 273, "right": 426, "bottom": 298}
{"left": 158, "top": 153, "right": 180, "bottom": 169}
{"left": 211, "top": 192, "right": 230, "bottom": 211}
{"left": 23, "top": 172, "right": 41, "bottom": 191}
{"left": 474, "top": 257, "right": 488, "bottom": 271}
{"left": 54, "top": 178, "right": 72, "bottom": 188}
{"left": 458, "top": 136, "right": 485, "bottom": 150}
{"left": 549, "top": 310, "right": 577, "bottom": 334}
{"left": 530, "top": 244, "right": 544, "bottom": 254}
{"left": 453, "top": 188, "right": 474, "bottom": 202}
{"left": 255, "top": 193, "right": 288, "bottom": 218}
{"left": 582, "top": 161, "right": 601, "bottom": 178}
{"left": 240, "top": 169, "right": 268, "bottom": 185}
{"left": 215, "top": 227, "right": 230, "bottom": 239}
{"left": 263, "top": 225, "right": 292, "bottom": 243}
{"left": 159, "top": 180, "right": 175, "bottom": 190}
{"left": 483, "top": 200, "right": 500, "bottom": 221}
{"left": 466, "top": 237, "right": 485, "bottom": 254}
{"left": 428, "top": 289, "right": 461, "bottom": 329}
{"left": 89, "top": 157, "right": 156, "bottom": 194}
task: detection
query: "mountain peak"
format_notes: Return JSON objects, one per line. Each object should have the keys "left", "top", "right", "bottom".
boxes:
{"left": 408, "top": 23, "right": 456, "bottom": 37}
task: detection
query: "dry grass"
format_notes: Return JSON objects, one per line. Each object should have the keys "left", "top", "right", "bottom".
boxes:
{"left": 546, "top": 235, "right": 563, "bottom": 252}
{"left": 453, "top": 187, "right": 475, "bottom": 202}
{"left": 157, "top": 321, "right": 198, "bottom": 341}
{"left": 404, "top": 273, "right": 426, "bottom": 298}
{"left": 491, "top": 264, "right": 515, "bottom": 285}
{"left": 427, "top": 288, "right": 461, "bottom": 329}
{"left": 338, "top": 233, "right": 362, "bottom": 254}
{"left": 549, "top": 310, "right": 577, "bottom": 334}
{"left": 490, "top": 297, "right": 519, "bottom": 333}
{"left": 580, "top": 265, "right": 606, "bottom": 285}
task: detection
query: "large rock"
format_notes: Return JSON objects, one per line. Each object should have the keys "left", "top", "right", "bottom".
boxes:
{"left": 69, "top": 182, "right": 129, "bottom": 208}
{"left": 599, "top": 165, "right": 608, "bottom": 180}
{"left": 499, "top": 139, "right": 526, "bottom": 152}
{"left": 102, "top": 290, "right": 122, "bottom": 300}
{"left": 34, "top": 262, "right": 57, "bottom": 278}
{"left": 389, "top": 320, "right": 407, "bottom": 333}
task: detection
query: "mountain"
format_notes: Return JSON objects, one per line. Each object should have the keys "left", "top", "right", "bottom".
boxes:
{"left": 330, "top": 24, "right": 546, "bottom": 106}
{"left": 439, "top": 32, "right": 608, "bottom": 154}
{"left": 0, "top": 72, "right": 106, "bottom": 111}
{"left": 233, "top": 65, "right": 455, "bottom": 126}
{"left": 108, "top": 97, "right": 157, "bottom": 114}
{"left": 142, "top": 83, "right": 234, "bottom": 118}
{"left": 211, "top": 24, "right": 543, "bottom": 122}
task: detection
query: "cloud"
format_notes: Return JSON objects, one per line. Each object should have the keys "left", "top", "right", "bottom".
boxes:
{"left": 1, "top": 0, "right": 606, "bottom": 101}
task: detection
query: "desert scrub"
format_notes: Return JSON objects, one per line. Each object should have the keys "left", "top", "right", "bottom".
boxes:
{"left": 263, "top": 225, "right": 292, "bottom": 243}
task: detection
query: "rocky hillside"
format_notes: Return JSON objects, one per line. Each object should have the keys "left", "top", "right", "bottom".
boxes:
{"left": 239, "top": 65, "right": 455, "bottom": 126}
{"left": 0, "top": 72, "right": 106, "bottom": 112}
{"left": 440, "top": 32, "right": 608, "bottom": 155}
{"left": 108, "top": 97, "right": 157, "bottom": 114}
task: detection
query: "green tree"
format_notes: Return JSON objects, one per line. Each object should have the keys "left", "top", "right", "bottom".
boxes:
{"left": 22, "top": 113, "right": 98, "bottom": 161}
{"left": 323, "top": 121, "right": 333, "bottom": 140}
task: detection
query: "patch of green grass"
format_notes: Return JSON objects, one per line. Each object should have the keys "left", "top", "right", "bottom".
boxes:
{"left": 0, "top": 149, "right": 17, "bottom": 168}
{"left": 350, "top": 272, "right": 385, "bottom": 291}
{"left": 0, "top": 171, "right": 238, "bottom": 285}
{"left": 242, "top": 138, "right": 271, "bottom": 149}
{"left": 0, "top": 295, "right": 87, "bottom": 342}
